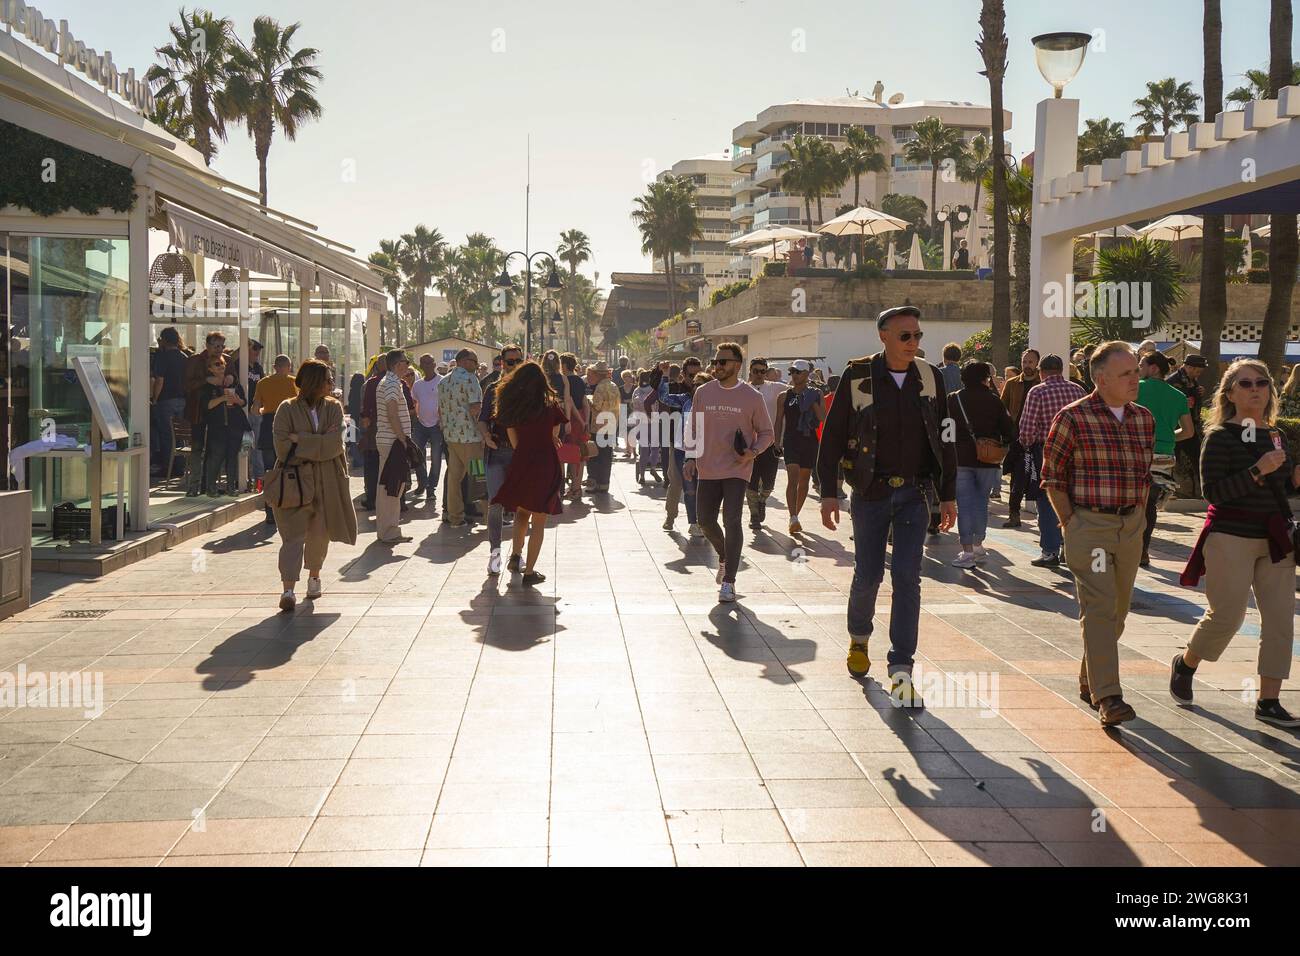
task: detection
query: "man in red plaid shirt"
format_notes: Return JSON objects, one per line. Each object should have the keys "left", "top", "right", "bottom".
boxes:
{"left": 1019, "top": 354, "right": 1087, "bottom": 567}
{"left": 1041, "top": 342, "right": 1154, "bottom": 727}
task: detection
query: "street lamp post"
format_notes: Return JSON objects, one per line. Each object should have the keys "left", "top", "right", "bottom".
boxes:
{"left": 494, "top": 250, "right": 563, "bottom": 359}
{"left": 936, "top": 203, "right": 970, "bottom": 270}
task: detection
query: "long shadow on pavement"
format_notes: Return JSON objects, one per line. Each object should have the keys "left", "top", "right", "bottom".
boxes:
{"left": 195, "top": 607, "right": 340, "bottom": 691}
{"left": 704, "top": 602, "right": 817, "bottom": 685}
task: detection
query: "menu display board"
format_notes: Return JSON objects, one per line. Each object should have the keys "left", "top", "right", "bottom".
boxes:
{"left": 71, "top": 356, "right": 129, "bottom": 441}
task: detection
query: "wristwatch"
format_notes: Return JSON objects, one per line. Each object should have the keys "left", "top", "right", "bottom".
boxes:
{"left": 1248, "top": 464, "right": 1263, "bottom": 483}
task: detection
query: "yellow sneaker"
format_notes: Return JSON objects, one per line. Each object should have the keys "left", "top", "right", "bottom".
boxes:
{"left": 889, "top": 674, "right": 925, "bottom": 709}
{"left": 846, "top": 641, "right": 870, "bottom": 678}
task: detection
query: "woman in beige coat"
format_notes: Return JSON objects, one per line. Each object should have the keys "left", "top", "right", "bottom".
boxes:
{"left": 271, "top": 359, "right": 359, "bottom": 611}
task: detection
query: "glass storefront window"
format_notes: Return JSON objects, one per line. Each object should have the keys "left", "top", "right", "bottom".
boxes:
{"left": 2, "top": 234, "right": 131, "bottom": 514}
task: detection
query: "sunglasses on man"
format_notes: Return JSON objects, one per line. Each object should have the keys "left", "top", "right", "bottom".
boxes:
{"left": 892, "top": 330, "right": 923, "bottom": 343}
{"left": 711, "top": 357, "right": 739, "bottom": 366}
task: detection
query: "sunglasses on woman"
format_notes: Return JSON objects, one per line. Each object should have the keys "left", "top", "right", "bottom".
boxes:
{"left": 1235, "top": 377, "right": 1271, "bottom": 389}
{"left": 504, "top": 358, "right": 522, "bottom": 367}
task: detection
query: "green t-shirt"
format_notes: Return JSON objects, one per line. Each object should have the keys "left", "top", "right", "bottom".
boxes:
{"left": 1137, "top": 377, "right": 1188, "bottom": 455}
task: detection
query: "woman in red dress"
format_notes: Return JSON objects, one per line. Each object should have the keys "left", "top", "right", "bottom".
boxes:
{"left": 490, "top": 361, "right": 568, "bottom": 586}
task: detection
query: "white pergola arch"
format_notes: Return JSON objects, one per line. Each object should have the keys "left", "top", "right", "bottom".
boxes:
{"left": 1028, "top": 88, "right": 1300, "bottom": 357}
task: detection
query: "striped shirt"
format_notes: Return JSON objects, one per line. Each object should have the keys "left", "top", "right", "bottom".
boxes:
{"left": 1200, "top": 422, "right": 1297, "bottom": 539}
{"left": 1041, "top": 392, "right": 1154, "bottom": 509}
{"left": 1018, "top": 374, "right": 1087, "bottom": 447}
{"left": 376, "top": 373, "right": 410, "bottom": 445}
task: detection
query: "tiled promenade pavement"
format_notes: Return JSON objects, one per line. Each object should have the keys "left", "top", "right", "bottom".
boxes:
{"left": 1, "top": 461, "right": 1298, "bottom": 867}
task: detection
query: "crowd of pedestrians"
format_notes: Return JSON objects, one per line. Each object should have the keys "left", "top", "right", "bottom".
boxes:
{"left": 158, "top": 315, "right": 1299, "bottom": 731}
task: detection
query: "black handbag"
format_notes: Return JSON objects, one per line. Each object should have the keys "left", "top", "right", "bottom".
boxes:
{"left": 1268, "top": 480, "right": 1300, "bottom": 566}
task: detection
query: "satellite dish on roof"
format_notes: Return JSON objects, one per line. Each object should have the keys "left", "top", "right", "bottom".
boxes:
{"left": 888, "top": 92, "right": 905, "bottom": 105}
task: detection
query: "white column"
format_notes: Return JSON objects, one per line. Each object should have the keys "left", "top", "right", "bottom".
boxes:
{"left": 942, "top": 218, "right": 952, "bottom": 271}
{"left": 127, "top": 185, "right": 151, "bottom": 532}
{"left": 299, "top": 284, "right": 312, "bottom": 367}
{"left": 1029, "top": 97, "right": 1080, "bottom": 359}
{"left": 365, "top": 307, "right": 381, "bottom": 361}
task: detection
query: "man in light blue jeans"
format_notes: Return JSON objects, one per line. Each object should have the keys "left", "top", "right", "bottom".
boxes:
{"left": 410, "top": 354, "right": 443, "bottom": 507}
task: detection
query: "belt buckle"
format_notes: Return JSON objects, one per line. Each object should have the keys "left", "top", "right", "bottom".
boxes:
{"left": 887, "top": 476, "right": 905, "bottom": 488}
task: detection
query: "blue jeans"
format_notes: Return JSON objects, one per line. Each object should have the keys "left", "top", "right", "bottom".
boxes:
{"left": 847, "top": 485, "right": 928, "bottom": 675}
{"left": 1038, "top": 493, "right": 1061, "bottom": 556}
{"left": 411, "top": 421, "right": 442, "bottom": 496}
{"left": 485, "top": 444, "right": 514, "bottom": 550}
{"left": 955, "top": 466, "right": 999, "bottom": 548}
{"left": 671, "top": 447, "right": 697, "bottom": 524}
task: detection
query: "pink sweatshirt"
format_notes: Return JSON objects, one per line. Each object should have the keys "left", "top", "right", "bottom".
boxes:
{"left": 688, "top": 379, "right": 775, "bottom": 481}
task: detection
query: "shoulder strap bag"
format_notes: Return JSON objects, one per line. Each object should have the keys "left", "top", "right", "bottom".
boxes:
{"left": 262, "top": 405, "right": 317, "bottom": 509}
{"left": 955, "top": 392, "right": 1009, "bottom": 466}
{"left": 1267, "top": 478, "right": 1300, "bottom": 566}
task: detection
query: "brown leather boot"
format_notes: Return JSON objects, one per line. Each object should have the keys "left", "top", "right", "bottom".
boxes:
{"left": 1098, "top": 695, "right": 1136, "bottom": 727}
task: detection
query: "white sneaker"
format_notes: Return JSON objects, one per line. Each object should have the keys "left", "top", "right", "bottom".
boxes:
{"left": 950, "top": 552, "right": 978, "bottom": 569}
{"left": 306, "top": 577, "right": 322, "bottom": 599}
{"left": 718, "top": 582, "right": 736, "bottom": 603}
{"left": 279, "top": 590, "right": 296, "bottom": 612}
{"left": 688, "top": 523, "right": 702, "bottom": 537}
{"left": 972, "top": 545, "right": 988, "bottom": 562}
{"left": 487, "top": 548, "right": 502, "bottom": 576}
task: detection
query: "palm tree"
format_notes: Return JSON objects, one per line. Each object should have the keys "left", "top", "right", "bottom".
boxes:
{"left": 222, "top": 16, "right": 322, "bottom": 207}
{"left": 904, "top": 116, "right": 966, "bottom": 238}
{"left": 779, "top": 134, "right": 842, "bottom": 264}
{"left": 1077, "top": 118, "right": 1131, "bottom": 166}
{"left": 147, "top": 8, "right": 237, "bottom": 166}
{"left": 1199, "top": 0, "right": 1229, "bottom": 386}
{"left": 839, "top": 126, "right": 887, "bottom": 266}
{"left": 397, "top": 225, "right": 446, "bottom": 344}
{"left": 556, "top": 229, "right": 591, "bottom": 352}
{"left": 368, "top": 240, "right": 402, "bottom": 347}
{"left": 1261, "top": 0, "right": 1298, "bottom": 377}
{"left": 618, "top": 330, "right": 653, "bottom": 367}
{"left": 978, "top": 0, "right": 1012, "bottom": 371}
{"left": 631, "top": 177, "right": 698, "bottom": 319}
{"left": 1226, "top": 62, "right": 1300, "bottom": 103}
{"left": 147, "top": 92, "right": 198, "bottom": 149}
{"left": 779, "top": 133, "right": 818, "bottom": 233}
{"left": 957, "top": 133, "right": 993, "bottom": 266}
{"left": 1132, "top": 78, "right": 1201, "bottom": 137}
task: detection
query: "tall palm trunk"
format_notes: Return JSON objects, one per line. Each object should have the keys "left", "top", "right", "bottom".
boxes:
{"left": 1261, "top": 0, "right": 1298, "bottom": 377}
{"left": 980, "top": 0, "right": 1011, "bottom": 373}
{"left": 1199, "top": 0, "right": 1228, "bottom": 386}
{"left": 1013, "top": 221, "right": 1031, "bottom": 322}
{"left": 853, "top": 173, "right": 864, "bottom": 269}
{"left": 816, "top": 195, "right": 828, "bottom": 266}
{"left": 929, "top": 166, "right": 940, "bottom": 237}
{"left": 254, "top": 115, "right": 272, "bottom": 207}
{"left": 191, "top": 85, "right": 213, "bottom": 165}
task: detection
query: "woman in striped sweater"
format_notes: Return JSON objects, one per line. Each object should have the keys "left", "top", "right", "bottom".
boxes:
{"left": 1174, "top": 359, "right": 1300, "bottom": 727}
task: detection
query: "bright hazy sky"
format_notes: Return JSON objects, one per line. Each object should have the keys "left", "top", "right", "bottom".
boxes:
{"left": 42, "top": 0, "right": 1300, "bottom": 289}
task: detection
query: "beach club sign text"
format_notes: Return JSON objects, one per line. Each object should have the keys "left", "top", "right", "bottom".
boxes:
{"left": 2, "top": 0, "right": 156, "bottom": 113}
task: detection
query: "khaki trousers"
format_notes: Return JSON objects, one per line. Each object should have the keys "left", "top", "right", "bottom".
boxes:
{"left": 445, "top": 440, "right": 482, "bottom": 524}
{"left": 376, "top": 440, "right": 405, "bottom": 541}
{"left": 1063, "top": 506, "right": 1145, "bottom": 703}
{"left": 1187, "top": 532, "right": 1296, "bottom": 680}
{"left": 275, "top": 497, "right": 328, "bottom": 584}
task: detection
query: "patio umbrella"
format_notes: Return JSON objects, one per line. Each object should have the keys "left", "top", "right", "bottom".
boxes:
{"left": 1138, "top": 214, "right": 1203, "bottom": 243}
{"left": 727, "top": 225, "right": 820, "bottom": 259}
{"left": 1241, "top": 224, "right": 1252, "bottom": 274}
{"left": 886, "top": 238, "right": 896, "bottom": 269}
{"left": 907, "top": 232, "right": 924, "bottom": 270}
{"left": 818, "top": 206, "right": 908, "bottom": 271}
{"left": 1252, "top": 222, "right": 1271, "bottom": 238}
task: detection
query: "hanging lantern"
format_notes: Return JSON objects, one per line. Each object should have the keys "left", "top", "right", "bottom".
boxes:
{"left": 209, "top": 266, "right": 239, "bottom": 312}
{"left": 148, "top": 249, "right": 195, "bottom": 314}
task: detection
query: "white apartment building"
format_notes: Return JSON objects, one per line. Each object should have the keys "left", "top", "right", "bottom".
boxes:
{"left": 729, "top": 93, "right": 1012, "bottom": 272}
{"left": 654, "top": 153, "right": 744, "bottom": 300}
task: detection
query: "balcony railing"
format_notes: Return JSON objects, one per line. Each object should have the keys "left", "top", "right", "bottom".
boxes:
{"left": 729, "top": 203, "right": 755, "bottom": 221}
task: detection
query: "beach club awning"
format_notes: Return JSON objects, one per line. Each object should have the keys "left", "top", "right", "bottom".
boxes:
{"left": 164, "top": 201, "right": 315, "bottom": 288}
{"left": 163, "top": 201, "right": 388, "bottom": 309}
